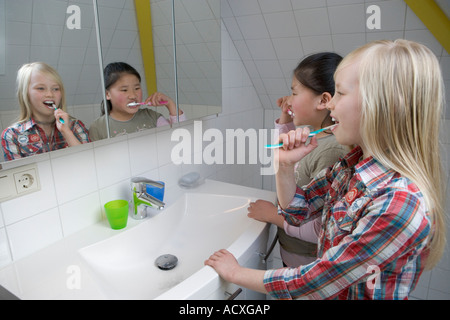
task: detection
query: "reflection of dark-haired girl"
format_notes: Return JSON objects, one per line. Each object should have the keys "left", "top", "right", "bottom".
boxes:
{"left": 89, "top": 62, "right": 185, "bottom": 141}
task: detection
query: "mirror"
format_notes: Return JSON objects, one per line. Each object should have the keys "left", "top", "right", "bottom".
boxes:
{"left": 0, "top": 0, "right": 222, "bottom": 167}
{"left": 173, "top": 0, "right": 221, "bottom": 121}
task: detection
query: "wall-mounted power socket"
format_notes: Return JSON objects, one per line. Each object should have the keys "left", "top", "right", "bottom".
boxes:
{"left": 0, "top": 164, "right": 40, "bottom": 202}
{"left": 14, "top": 168, "right": 38, "bottom": 194}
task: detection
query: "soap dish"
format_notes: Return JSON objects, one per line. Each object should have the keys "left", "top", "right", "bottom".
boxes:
{"left": 178, "top": 172, "right": 204, "bottom": 188}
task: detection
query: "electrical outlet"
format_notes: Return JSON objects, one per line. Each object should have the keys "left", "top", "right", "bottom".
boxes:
{"left": 0, "top": 164, "right": 40, "bottom": 201}
{"left": 14, "top": 168, "right": 38, "bottom": 194}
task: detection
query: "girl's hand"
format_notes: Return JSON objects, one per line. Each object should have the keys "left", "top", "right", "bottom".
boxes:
{"left": 277, "top": 96, "right": 293, "bottom": 124}
{"left": 276, "top": 127, "right": 318, "bottom": 167}
{"left": 145, "top": 92, "right": 177, "bottom": 116}
{"left": 54, "top": 109, "right": 70, "bottom": 133}
{"left": 204, "top": 249, "right": 241, "bottom": 283}
{"left": 247, "top": 200, "right": 284, "bottom": 227}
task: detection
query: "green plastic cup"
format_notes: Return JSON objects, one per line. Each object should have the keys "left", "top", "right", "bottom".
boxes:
{"left": 104, "top": 200, "right": 129, "bottom": 230}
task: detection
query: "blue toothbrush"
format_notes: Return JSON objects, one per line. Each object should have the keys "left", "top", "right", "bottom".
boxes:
{"left": 44, "top": 101, "right": 65, "bottom": 124}
{"left": 264, "top": 124, "right": 337, "bottom": 149}
{"left": 52, "top": 103, "right": 65, "bottom": 124}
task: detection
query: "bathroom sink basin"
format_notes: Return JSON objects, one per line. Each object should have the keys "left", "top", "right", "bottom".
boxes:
{"left": 78, "top": 191, "right": 271, "bottom": 299}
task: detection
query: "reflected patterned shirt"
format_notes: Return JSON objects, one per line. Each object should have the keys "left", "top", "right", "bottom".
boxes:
{"left": 1, "top": 118, "right": 90, "bottom": 161}
{"left": 264, "top": 146, "right": 432, "bottom": 300}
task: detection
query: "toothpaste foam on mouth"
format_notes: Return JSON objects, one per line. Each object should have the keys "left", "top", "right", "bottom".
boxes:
{"left": 44, "top": 101, "right": 55, "bottom": 109}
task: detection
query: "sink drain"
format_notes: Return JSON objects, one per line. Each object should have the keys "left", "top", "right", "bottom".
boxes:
{"left": 155, "top": 254, "right": 178, "bottom": 270}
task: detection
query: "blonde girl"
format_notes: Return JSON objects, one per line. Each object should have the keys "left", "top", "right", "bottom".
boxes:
{"left": 205, "top": 39, "right": 446, "bottom": 300}
{"left": 1, "top": 62, "right": 90, "bottom": 160}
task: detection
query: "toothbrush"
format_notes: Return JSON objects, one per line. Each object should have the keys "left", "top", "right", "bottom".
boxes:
{"left": 127, "top": 101, "right": 168, "bottom": 107}
{"left": 53, "top": 104, "right": 65, "bottom": 124}
{"left": 44, "top": 101, "right": 65, "bottom": 124}
{"left": 264, "top": 124, "right": 338, "bottom": 149}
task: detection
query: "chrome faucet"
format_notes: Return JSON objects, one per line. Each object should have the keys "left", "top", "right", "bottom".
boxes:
{"left": 130, "top": 177, "right": 165, "bottom": 219}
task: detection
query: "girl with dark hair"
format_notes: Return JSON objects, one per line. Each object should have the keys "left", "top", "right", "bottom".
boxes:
{"left": 89, "top": 62, "right": 185, "bottom": 141}
{"left": 247, "top": 52, "right": 349, "bottom": 267}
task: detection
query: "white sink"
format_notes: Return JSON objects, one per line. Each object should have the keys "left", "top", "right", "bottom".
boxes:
{"left": 78, "top": 187, "right": 274, "bottom": 300}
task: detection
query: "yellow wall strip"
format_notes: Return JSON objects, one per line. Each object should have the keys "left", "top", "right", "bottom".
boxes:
{"left": 134, "top": 0, "right": 157, "bottom": 94}
{"left": 404, "top": 0, "right": 450, "bottom": 53}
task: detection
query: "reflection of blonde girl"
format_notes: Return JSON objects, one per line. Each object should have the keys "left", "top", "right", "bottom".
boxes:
{"left": 89, "top": 62, "right": 185, "bottom": 141}
{"left": 248, "top": 53, "right": 348, "bottom": 267}
{"left": 206, "top": 40, "right": 446, "bottom": 300}
{"left": 1, "top": 62, "right": 90, "bottom": 160}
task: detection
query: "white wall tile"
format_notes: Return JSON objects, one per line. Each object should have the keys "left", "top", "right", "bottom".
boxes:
{"left": 59, "top": 192, "right": 102, "bottom": 236}
{"left": 300, "top": 35, "right": 333, "bottom": 55}
{"left": 246, "top": 39, "right": 277, "bottom": 60}
{"left": 128, "top": 131, "right": 159, "bottom": 176}
{"left": 292, "top": 0, "right": 327, "bottom": 10}
{"left": 295, "top": 8, "right": 331, "bottom": 36}
{"left": 264, "top": 11, "right": 299, "bottom": 38}
{"left": 227, "top": 0, "right": 261, "bottom": 16}
{"left": 94, "top": 138, "right": 131, "bottom": 189}
{"left": 0, "top": 228, "right": 12, "bottom": 268}
{"left": 328, "top": 4, "right": 365, "bottom": 34}
{"left": 157, "top": 127, "right": 180, "bottom": 167}
{"left": 51, "top": 148, "right": 98, "bottom": 204}
{"left": 272, "top": 37, "right": 304, "bottom": 60}
{"left": 259, "top": 0, "right": 293, "bottom": 13}
{"left": 429, "top": 268, "right": 450, "bottom": 294}
{"left": 236, "top": 15, "right": 269, "bottom": 40}
{"left": 7, "top": 208, "right": 62, "bottom": 260}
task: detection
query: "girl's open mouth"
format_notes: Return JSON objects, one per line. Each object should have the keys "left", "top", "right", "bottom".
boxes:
{"left": 331, "top": 118, "right": 339, "bottom": 131}
{"left": 44, "top": 100, "right": 56, "bottom": 109}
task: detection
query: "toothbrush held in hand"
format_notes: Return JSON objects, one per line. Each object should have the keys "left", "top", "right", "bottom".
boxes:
{"left": 52, "top": 104, "right": 65, "bottom": 124}
{"left": 44, "top": 101, "right": 64, "bottom": 124}
{"left": 127, "top": 101, "right": 168, "bottom": 107}
{"left": 264, "top": 124, "right": 338, "bottom": 149}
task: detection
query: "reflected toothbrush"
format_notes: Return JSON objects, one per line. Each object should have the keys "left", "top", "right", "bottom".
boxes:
{"left": 127, "top": 101, "right": 168, "bottom": 107}
{"left": 44, "top": 101, "right": 65, "bottom": 124}
{"left": 264, "top": 124, "right": 338, "bottom": 149}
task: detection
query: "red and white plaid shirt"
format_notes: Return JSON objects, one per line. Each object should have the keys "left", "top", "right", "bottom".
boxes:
{"left": 1, "top": 118, "right": 90, "bottom": 161}
{"left": 264, "top": 146, "right": 432, "bottom": 299}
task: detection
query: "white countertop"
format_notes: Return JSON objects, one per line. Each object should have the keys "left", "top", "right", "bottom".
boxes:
{"left": 0, "top": 180, "right": 275, "bottom": 300}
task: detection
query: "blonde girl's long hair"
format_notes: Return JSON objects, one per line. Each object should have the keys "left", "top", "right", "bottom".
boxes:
{"left": 16, "top": 62, "right": 67, "bottom": 122}
{"left": 340, "top": 39, "right": 446, "bottom": 269}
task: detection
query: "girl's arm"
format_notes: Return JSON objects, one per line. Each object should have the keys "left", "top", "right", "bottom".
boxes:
{"left": 55, "top": 110, "right": 82, "bottom": 147}
{"left": 55, "top": 111, "right": 90, "bottom": 146}
{"left": 275, "top": 128, "right": 318, "bottom": 208}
